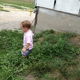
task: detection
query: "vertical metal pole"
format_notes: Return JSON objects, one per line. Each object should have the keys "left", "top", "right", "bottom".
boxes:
{"left": 33, "top": 7, "right": 39, "bottom": 33}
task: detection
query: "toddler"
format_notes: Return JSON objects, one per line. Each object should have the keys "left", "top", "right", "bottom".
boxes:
{"left": 20, "top": 20, "right": 34, "bottom": 57}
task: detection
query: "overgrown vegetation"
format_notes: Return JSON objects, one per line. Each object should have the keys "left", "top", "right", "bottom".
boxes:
{"left": 0, "top": 0, "right": 33, "bottom": 9}
{"left": 0, "top": 30, "right": 80, "bottom": 80}
{"left": 0, "top": 6, "right": 9, "bottom": 12}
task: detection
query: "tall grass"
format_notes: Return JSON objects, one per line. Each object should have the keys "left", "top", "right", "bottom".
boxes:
{"left": 0, "top": 6, "right": 9, "bottom": 12}
{"left": 0, "top": 0, "right": 34, "bottom": 8}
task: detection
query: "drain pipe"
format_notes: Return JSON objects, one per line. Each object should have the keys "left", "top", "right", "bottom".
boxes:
{"left": 32, "top": 0, "right": 39, "bottom": 33}
{"left": 33, "top": 6, "right": 39, "bottom": 33}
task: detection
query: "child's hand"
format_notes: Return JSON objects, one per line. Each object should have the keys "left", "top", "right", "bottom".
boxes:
{"left": 22, "top": 48, "right": 26, "bottom": 52}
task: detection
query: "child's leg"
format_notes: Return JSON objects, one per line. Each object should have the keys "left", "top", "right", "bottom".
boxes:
{"left": 21, "top": 49, "right": 30, "bottom": 58}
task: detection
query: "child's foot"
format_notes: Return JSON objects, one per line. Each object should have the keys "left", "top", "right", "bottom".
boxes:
{"left": 22, "top": 55, "right": 26, "bottom": 58}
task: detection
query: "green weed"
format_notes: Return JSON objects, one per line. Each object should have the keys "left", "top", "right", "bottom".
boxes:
{"left": 0, "top": 30, "right": 80, "bottom": 80}
{"left": 0, "top": 6, "right": 9, "bottom": 12}
{"left": 0, "top": 0, "right": 34, "bottom": 8}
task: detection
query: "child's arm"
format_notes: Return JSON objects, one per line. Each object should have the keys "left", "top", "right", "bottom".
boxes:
{"left": 22, "top": 43, "right": 30, "bottom": 52}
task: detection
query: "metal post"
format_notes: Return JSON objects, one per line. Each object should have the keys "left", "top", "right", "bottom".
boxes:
{"left": 33, "top": 7, "right": 39, "bottom": 33}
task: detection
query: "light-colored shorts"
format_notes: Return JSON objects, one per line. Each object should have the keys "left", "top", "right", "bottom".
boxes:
{"left": 21, "top": 49, "right": 31, "bottom": 56}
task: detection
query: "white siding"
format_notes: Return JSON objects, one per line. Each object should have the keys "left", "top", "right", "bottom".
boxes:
{"left": 36, "top": 0, "right": 55, "bottom": 9}
{"left": 34, "top": 0, "right": 37, "bottom": 6}
{"left": 79, "top": 1, "right": 80, "bottom": 9}
{"left": 54, "top": 0, "right": 80, "bottom": 14}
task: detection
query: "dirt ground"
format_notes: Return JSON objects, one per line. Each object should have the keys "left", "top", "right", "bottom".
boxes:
{"left": 71, "top": 35, "right": 80, "bottom": 47}
{"left": 23, "top": 74, "right": 35, "bottom": 80}
{"left": 0, "top": 6, "right": 35, "bottom": 30}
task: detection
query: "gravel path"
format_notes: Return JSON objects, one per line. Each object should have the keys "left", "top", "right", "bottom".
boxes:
{"left": 0, "top": 6, "right": 35, "bottom": 30}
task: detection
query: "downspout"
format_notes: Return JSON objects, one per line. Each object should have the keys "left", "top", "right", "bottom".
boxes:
{"left": 33, "top": 0, "right": 39, "bottom": 33}
{"left": 33, "top": 6, "right": 39, "bottom": 33}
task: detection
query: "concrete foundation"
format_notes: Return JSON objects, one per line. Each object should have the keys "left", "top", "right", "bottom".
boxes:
{"left": 36, "top": 7, "right": 80, "bottom": 34}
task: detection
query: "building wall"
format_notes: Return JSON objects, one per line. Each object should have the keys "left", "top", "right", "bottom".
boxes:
{"left": 36, "top": 7, "right": 80, "bottom": 34}
{"left": 35, "top": 0, "right": 80, "bottom": 15}
{"left": 35, "top": 0, "right": 55, "bottom": 9}
{"left": 54, "top": 0, "right": 80, "bottom": 14}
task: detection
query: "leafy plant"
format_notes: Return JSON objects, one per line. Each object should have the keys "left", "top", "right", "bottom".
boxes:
{"left": 0, "top": 29, "right": 80, "bottom": 80}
